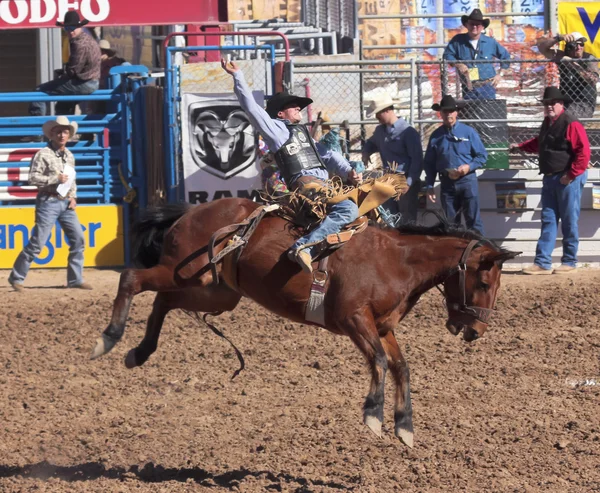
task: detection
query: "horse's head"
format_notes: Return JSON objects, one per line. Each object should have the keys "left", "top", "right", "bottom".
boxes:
{"left": 443, "top": 241, "right": 520, "bottom": 342}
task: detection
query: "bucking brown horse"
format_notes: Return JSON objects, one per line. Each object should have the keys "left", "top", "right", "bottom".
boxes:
{"left": 91, "top": 198, "right": 519, "bottom": 447}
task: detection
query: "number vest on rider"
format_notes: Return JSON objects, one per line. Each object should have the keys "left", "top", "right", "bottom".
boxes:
{"left": 538, "top": 111, "right": 576, "bottom": 175}
{"left": 274, "top": 124, "right": 327, "bottom": 186}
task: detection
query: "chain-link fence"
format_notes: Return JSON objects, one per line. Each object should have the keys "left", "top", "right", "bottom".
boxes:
{"left": 290, "top": 57, "right": 600, "bottom": 168}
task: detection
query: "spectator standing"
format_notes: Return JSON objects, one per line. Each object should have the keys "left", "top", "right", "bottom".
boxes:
{"left": 424, "top": 95, "right": 487, "bottom": 235}
{"left": 509, "top": 87, "right": 590, "bottom": 274}
{"left": 362, "top": 94, "right": 423, "bottom": 224}
{"left": 99, "top": 39, "right": 127, "bottom": 89}
{"left": 443, "top": 9, "right": 510, "bottom": 100}
{"left": 9, "top": 117, "right": 92, "bottom": 291}
{"left": 537, "top": 32, "right": 599, "bottom": 119}
{"left": 29, "top": 11, "right": 101, "bottom": 117}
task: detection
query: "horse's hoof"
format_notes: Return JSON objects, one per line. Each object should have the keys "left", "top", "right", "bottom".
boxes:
{"left": 90, "top": 334, "right": 117, "bottom": 360}
{"left": 396, "top": 427, "right": 414, "bottom": 448}
{"left": 124, "top": 349, "right": 138, "bottom": 369}
{"left": 364, "top": 415, "right": 383, "bottom": 438}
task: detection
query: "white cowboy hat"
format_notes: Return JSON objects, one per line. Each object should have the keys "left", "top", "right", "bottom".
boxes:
{"left": 42, "top": 116, "right": 78, "bottom": 140}
{"left": 99, "top": 39, "right": 116, "bottom": 56}
{"left": 366, "top": 94, "right": 396, "bottom": 119}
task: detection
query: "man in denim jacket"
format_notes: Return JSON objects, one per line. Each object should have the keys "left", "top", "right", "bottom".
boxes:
{"left": 443, "top": 9, "right": 510, "bottom": 100}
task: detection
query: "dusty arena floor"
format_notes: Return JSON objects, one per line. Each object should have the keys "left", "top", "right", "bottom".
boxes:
{"left": 1, "top": 268, "right": 599, "bottom": 492}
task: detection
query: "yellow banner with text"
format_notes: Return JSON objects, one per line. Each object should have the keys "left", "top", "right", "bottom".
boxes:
{"left": 559, "top": 2, "right": 600, "bottom": 58}
{"left": 0, "top": 205, "right": 124, "bottom": 269}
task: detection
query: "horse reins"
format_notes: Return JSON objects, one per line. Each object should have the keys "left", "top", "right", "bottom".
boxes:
{"left": 435, "top": 239, "right": 495, "bottom": 326}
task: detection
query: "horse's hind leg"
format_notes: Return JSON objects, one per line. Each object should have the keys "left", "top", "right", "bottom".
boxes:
{"left": 381, "top": 331, "right": 413, "bottom": 448}
{"left": 91, "top": 265, "right": 176, "bottom": 359}
{"left": 345, "top": 310, "right": 388, "bottom": 437}
{"left": 124, "top": 292, "right": 171, "bottom": 369}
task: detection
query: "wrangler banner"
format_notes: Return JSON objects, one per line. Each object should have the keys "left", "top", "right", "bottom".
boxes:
{"left": 0, "top": 0, "right": 215, "bottom": 29}
{"left": 558, "top": 2, "right": 600, "bottom": 58}
{"left": 0, "top": 205, "right": 124, "bottom": 268}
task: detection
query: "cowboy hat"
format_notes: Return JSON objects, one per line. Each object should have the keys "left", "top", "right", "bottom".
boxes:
{"left": 56, "top": 10, "right": 89, "bottom": 28}
{"left": 99, "top": 39, "right": 116, "bottom": 56}
{"left": 42, "top": 116, "right": 78, "bottom": 140}
{"left": 366, "top": 94, "right": 395, "bottom": 119}
{"left": 461, "top": 9, "right": 490, "bottom": 29}
{"left": 266, "top": 92, "right": 313, "bottom": 119}
{"left": 432, "top": 94, "right": 465, "bottom": 112}
{"left": 540, "top": 86, "right": 572, "bottom": 105}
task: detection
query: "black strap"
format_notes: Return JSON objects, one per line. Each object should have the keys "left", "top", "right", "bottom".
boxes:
{"left": 182, "top": 310, "right": 245, "bottom": 380}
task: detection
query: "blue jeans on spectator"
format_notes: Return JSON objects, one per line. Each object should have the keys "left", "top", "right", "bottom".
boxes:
{"left": 382, "top": 178, "right": 421, "bottom": 225}
{"left": 440, "top": 173, "right": 485, "bottom": 235}
{"left": 292, "top": 199, "right": 359, "bottom": 255}
{"left": 534, "top": 171, "right": 587, "bottom": 269}
{"left": 29, "top": 78, "right": 99, "bottom": 116}
{"left": 9, "top": 196, "right": 86, "bottom": 287}
{"left": 464, "top": 83, "right": 496, "bottom": 100}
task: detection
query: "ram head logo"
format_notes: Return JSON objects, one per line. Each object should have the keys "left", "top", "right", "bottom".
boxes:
{"left": 189, "top": 106, "right": 257, "bottom": 179}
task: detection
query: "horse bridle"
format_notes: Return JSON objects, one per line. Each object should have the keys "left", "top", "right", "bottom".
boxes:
{"left": 436, "top": 239, "right": 495, "bottom": 326}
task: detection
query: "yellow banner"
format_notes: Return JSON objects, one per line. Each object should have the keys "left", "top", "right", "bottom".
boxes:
{"left": 0, "top": 205, "right": 124, "bottom": 269}
{"left": 558, "top": 2, "right": 600, "bottom": 57}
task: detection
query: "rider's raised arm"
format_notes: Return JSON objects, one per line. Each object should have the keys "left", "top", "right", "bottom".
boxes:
{"left": 231, "top": 70, "right": 289, "bottom": 151}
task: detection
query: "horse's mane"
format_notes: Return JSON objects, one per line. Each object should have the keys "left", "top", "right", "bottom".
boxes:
{"left": 374, "top": 211, "right": 504, "bottom": 252}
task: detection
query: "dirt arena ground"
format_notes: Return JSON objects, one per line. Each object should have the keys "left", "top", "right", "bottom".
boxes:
{"left": 1, "top": 268, "right": 599, "bottom": 492}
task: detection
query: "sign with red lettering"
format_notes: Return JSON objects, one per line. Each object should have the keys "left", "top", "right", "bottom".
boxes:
{"left": 0, "top": 0, "right": 216, "bottom": 29}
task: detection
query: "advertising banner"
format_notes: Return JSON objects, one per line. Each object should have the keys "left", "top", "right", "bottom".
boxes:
{"left": 558, "top": 2, "right": 600, "bottom": 58}
{"left": 495, "top": 182, "right": 527, "bottom": 211}
{"left": 0, "top": 205, "right": 124, "bottom": 268}
{"left": 0, "top": 0, "right": 215, "bottom": 29}
{"left": 181, "top": 93, "right": 264, "bottom": 204}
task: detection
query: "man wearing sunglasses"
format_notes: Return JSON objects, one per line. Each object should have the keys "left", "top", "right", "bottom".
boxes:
{"left": 29, "top": 11, "right": 101, "bottom": 119}
{"left": 222, "top": 58, "right": 361, "bottom": 274}
{"left": 509, "top": 87, "right": 590, "bottom": 275}
{"left": 537, "top": 32, "right": 599, "bottom": 119}
{"left": 443, "top": 9, "right": 510, "bottom": 100}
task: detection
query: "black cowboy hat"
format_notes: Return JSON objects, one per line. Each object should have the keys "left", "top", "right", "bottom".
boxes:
{"left": 461, "top": 9, "right": 490, "bottom": 29}
{"left": 540, "top": 86, "right": 572, "bottom": 104}
{"left": 266, "top": 92, "right": 313, "bottom": 119}
{"left": 56, "top": 10, "right": 89, "bottom": 28}
{"left": 432, "top": 94, "right": 465, "bottom": 112}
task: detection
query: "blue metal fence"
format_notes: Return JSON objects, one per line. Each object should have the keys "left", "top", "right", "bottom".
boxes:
{"left": 0, "top": 66, "right": 151, "bottom": 266}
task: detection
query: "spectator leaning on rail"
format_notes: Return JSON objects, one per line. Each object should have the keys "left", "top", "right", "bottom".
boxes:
{"left": 29, "top": 11, "right": 101, "bottom": 118}
{"left": 8, "top": 117, "right": 92, "bottom": 292}
{"left": 443, "top": 9, "right": 510, "bottom": 100}
{"left": 221, "top": 58, "right": 361, "bottom": 274}
{"left": 509, "top": 87, "right": 590, "bottom": 275}
{"left": 424, "top": 95, "right": 487, "bottom": 235}
{"left": 362, "top": 94, "right": 423, "bottom": 224}
{"left": 536, "top": 31, "right": 599, "bottom": 119}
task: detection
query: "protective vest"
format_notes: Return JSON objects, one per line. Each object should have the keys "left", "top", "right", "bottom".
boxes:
{"left": 559, "top": 53, "right": 597, "bottom": 106}
{"left": 538, "top": 111, "right": 576, "bottom": 175}
{"left": 274, "top": 124, "right": 327, "bottom": 186}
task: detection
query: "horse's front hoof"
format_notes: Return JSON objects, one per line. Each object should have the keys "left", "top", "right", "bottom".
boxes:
{"left": 396, "top": 427, "right": 414, "bottom": 448}
{"left": 364, "top": 415, "right": 383, "bottom": 438}
{"left": 124, "top": 349, "right": 138, "bottom": 369}
{"left": 90, "top": 334, "right": 117, "bottom": 360}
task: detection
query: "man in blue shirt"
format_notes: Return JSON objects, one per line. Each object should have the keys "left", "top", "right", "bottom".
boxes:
{"left": 362, "top": 94, "right": 423, "bottom": 224}
{"left": 443, "top": 9, "right": 510, "bottom": 100}
{"left": 222, "top": 58, "right": 361, "bottom": 273}
{"left": 424, "top": 95, "right": 487, "bottom": 234}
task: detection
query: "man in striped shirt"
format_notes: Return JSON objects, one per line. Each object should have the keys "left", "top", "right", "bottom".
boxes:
{"left": 9, "top": 116, "right": 91, "bottom": 292}
{"left": 29, "top": 11, "right": 101, "bottom": 118}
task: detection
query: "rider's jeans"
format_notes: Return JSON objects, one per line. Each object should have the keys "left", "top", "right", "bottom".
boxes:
{"left": 291, "top": 199, "right": 359, "bottom": 256}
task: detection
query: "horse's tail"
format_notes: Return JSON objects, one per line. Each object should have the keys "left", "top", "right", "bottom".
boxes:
{"left": 132, "top": 203, "right": 192, "bottom": 268}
